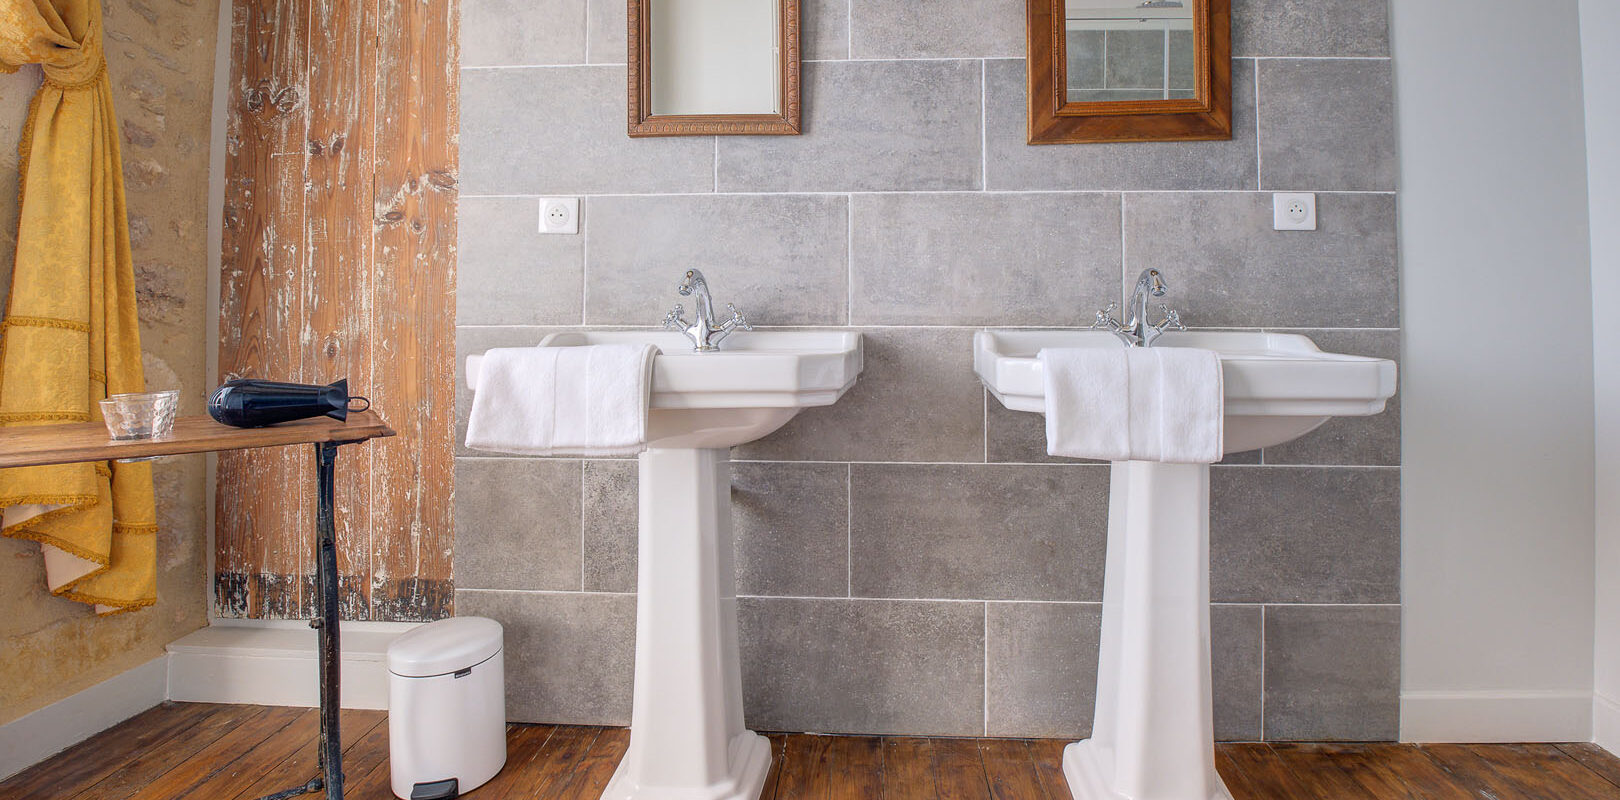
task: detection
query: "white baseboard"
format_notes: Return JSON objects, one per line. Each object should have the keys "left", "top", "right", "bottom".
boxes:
{"left": 1596, "top": 693, "right": 1620, "bottom": 754}
{"left": 166, "top": 618, "right": 420, "bottom": 710}
{"left": 1400, "top": 689, "right": 1594, "bottom": 742}
{"left": 0, "top": 656, "right": 168, "bottom": 781}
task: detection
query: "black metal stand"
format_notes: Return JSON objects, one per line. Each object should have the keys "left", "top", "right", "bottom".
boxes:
{"left": 260, "top": 441, "right": 347, "bottom": 800}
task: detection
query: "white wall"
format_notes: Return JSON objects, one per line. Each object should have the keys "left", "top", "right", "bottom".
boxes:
{"left": 1582, "top": 0, "right": 1620, "bottom": 753}
{"left": 1395, "top": 0, "right": 1598, "bottom": 741}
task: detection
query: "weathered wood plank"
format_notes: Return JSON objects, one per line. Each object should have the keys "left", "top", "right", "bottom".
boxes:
{"left": 776, "top": 733, "right": 835, "bottom": 800}
{"left": 978, "top": 739, "right": 1049, "bottom": 800}
{"left": 1, "top": 702, "right": 223, "bottom": 799}
{"left": 367, "top": 0, "right": 459, "bottom": 621}
{"left": 303, "top": 0, "right": 380, "bottom": 622}
{"left": 216, "top": 0, "right": 313, "bottom": 619}
{"left": 1215, "top": 743, "right": 1315, "bottom": 800}
{"left": 1025, "top": 738, "right": 1069, "bottom": 799}
{"left": 119, "top": 706, "right": 307, "bottom": 800}
{"left": 226, "top": 709, "right": 386, "bottom": 800}
{"left": 933, "top": 738, "right": 992, "bottom": 800}
{"left": 1267, "top": 743, "right": 1383, "bottom": 799}
{"left": 829, "top": 735, "right": 884, "bottom": 799}
{"left": 882, "top": 738, "right": 939, "bottom": 800}
{"left": 1559, "top": 743, "right": 1620, "bottom": 790}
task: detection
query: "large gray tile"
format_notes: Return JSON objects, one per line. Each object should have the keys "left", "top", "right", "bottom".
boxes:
{"left": 1233, "top": 0, "right": 1390, "bottom": 57}
{"left": 986, "top": 602, "right": 1101, "bottom": 738}
{"left": 1263, "top": 604, "right": 1400, "bottom": 741}
{"left": 717, "top": 60, "right": 982, "bottom": 192}
{"left": 584, "top": 195, "right": 848, "bottom": 326}
{"left": 734, "top": 462, "right": 850, "bottom": 598}
{"left": 736, "top": 328, "right": 984, "bottom": 463}
{"left": 850, "top": 0, "right": 1022, "bottom": 58}
{"left": 1258, "top": 59, "right": 1396, "bottom": 191}
{"left": 455, "top": 326, "right": 558, "bottom": 458}
{"left": 1123, "top": 192, "right": 1399, "bottom": 328}
{"left": 739, "top": 597, "right": 985, "bottom": 735}
{"left": 457, "top": 197, "right": 583, "bottom": 326}
{"left": 455, "top": 459, "right": 582, "bottom": 591}
{"left": 458, "top": 590, "right": 637, "bottom": 725}
{"left": 850, "top": 464, "right": 1109, "bottom": 601}
{"left": 461, "top": 66, "right": 713, "bottom": 195}
{"left": 582, "top": 459, "right": 638, "bottom": 593}
{"left": 462, "top": 0, "right": 586, "bottom": 66}
{"left": 1212, "top": 604, "right": 1263, "bottom": 742}
{"left": 849, "top": 193, "right": 1120, "bottom": 326}
{"left": 586, "top": 0, "right": 626, "bottom": 63}
{"left": 803, "top": 0, "right": 850, "bottom": 60}
{"left": 985, "top": 58, "right": 1258, "bottom": 191}
{"left": 1262, "top": 329, "right": 1401, "bottom": 466}
{"left": 1210, "top": 467, "right": 1400, "bottom": 604}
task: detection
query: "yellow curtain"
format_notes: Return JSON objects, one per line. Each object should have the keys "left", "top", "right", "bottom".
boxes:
{"left": 0, "top": 0, "right": 157, "bottom": 614}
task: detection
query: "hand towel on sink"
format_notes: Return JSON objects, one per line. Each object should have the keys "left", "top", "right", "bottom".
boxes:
{"left": 465, "top": 343, "right": 658, "bottom": 457}
{"left": 1039, "top": 346, "right": 1224, "bottom": 464}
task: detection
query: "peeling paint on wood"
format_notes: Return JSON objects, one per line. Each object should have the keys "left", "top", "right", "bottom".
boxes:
{"left": 217, "top": 0, "right": 458, "bottom": 621}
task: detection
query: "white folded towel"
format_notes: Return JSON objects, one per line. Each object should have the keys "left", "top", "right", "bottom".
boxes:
{"left": 465, "top": 343, "right": 658, "bottom": 457}
{"left": 1040, "top": 346, "right": 1224, "bottom": 464}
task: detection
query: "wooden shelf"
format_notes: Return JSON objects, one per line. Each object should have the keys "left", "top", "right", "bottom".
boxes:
{"left": 0, "top": 410, "right": 395, "bottom": 468}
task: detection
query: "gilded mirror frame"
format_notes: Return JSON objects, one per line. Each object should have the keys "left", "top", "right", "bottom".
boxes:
{"left": 627, "top": 0, "right": 802, "bottom": 137}
{"left": 1027, "top": 0, "right": 1231, "bottom": 144}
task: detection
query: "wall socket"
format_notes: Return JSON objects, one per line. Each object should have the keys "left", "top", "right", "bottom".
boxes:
{"left": 1273, "top": 192, "right": 1317, "bottom": 231}
{"left": 539, "top": 197, "right": 580, "bottom": 235}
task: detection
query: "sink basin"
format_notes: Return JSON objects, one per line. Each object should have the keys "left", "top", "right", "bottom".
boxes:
{"left": 974, "top": 330, "right": 1397, "bottom": 453}
{"left": 466, "top": 330, "right": 862, "bottom": 449}
{"left": 466, "top": 329, "right": 862, "bottom": 800}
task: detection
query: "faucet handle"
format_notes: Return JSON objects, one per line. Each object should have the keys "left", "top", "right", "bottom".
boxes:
{"left": 726, "top": 303, "right": 753, "bottom": 331}
{"left": 662, "top": 304, "right": 686, "bottom": 330}
{"left": 1158, "top": 304, "right": 1185, "bottom": 332}
{"left": 1091, "top": 302, "right": 1122, "bottom": 330}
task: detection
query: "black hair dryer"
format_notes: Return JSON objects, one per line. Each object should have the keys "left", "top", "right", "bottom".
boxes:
{"left": 208, "top": 379, "right": 369, "bottom": 428}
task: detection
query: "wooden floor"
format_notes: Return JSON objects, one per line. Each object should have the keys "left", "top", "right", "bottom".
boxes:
{"left": 5, "top": 703, "right": 1620, "bottom": 799}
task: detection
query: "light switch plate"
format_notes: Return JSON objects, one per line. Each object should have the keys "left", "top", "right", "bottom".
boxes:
{"left": 1273, "top": 192, "right": 1317, "bottom": 231}
{"left": 539, "top": 197, "right": 580, "bottom": 235}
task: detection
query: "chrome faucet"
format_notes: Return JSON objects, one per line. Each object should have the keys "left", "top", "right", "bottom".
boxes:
{"left": 1091, "top": 268, "right": 1185, "bottom": 347}
{"left": 662, "top": 269, "right": 752, "bottom": 351}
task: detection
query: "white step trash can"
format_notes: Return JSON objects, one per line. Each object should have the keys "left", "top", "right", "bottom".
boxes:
{"left": 388, "top": 616, "right": 507, "bottom": 800}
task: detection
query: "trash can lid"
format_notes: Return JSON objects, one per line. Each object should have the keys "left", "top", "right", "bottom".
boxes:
{"left": 388, "top": 616, "right": 503, "bottom": 678}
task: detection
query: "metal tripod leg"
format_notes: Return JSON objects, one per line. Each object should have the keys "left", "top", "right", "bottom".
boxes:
{"left": 259, "top": 441, "right": 345, "bottom": 800}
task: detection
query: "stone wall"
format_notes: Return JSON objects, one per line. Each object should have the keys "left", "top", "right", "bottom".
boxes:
{"left": 0, "top": 0, "right": 220, "bottom": 725}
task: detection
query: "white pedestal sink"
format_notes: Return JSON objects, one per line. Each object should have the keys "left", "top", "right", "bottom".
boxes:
{"left": 468, "top": 330, "right": 862, "bottom": 800}
{"left": 974, "top": 330, "right": 1396, "bottom": 800}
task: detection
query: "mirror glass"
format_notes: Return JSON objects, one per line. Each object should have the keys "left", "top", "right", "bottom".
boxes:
{"left": 1065, "top": 0, "right": 1196, "bottom": 104}
{"left": 648, "top": 0, "right": 781, "bottom": 116}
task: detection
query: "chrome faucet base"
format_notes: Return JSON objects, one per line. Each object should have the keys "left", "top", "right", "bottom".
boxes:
{"left": 663, "top": 269, "right": 752, "bottom": 352}
{"left": 1091, "top": 268, "right": 1185, "bottom": 347}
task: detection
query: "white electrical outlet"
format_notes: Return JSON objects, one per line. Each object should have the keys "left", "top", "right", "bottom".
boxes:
{"left": 539, "top": 197, "right": 580, "bottom": 235}
{"left": 1273, "top": 192, "right": 1317, "bottom": 231}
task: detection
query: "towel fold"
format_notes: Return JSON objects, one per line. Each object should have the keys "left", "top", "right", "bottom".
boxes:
{"left": 466, "top": 344, "right": 658, "bottom": 457}
{"left": 1040, "top": 346, "right": 1224, "bottom": 464}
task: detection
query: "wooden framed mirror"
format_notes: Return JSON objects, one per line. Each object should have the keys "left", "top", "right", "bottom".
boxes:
{"left": 628, "top": 0, "right": 801, "bottom": 137}
{"left": 1027, "top": 0, "right": 1231, "bottom": 144}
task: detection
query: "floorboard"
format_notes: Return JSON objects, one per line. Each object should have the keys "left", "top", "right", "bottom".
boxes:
{"left": 8, "top": 703, "right": 1620, "bottom": 800}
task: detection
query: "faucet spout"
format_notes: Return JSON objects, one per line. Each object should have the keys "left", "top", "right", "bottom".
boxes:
{"left": 1092, "top": 268, "right": 1185, "bottom": 347}
{"left": 665, "top": 270, "right": 753, "bottom": 351}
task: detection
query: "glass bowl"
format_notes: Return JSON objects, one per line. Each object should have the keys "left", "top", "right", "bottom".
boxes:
{"left": 100, "top": 391, "right": 180, "bottom": 441}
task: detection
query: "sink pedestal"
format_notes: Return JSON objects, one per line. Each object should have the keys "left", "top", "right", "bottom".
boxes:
{"left": 602, "top": 447, "right": 771, "bottom": 800}
{"left": 1063, "top": 461, "right": 1232, "bottom": 800}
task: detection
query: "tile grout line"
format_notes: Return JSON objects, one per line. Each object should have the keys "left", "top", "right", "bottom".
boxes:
{"left": 459, "top": 55, "right": 1392, "bottom": 71}
{"left": 1254, "top": 61, "right": 1264, "bottom": 190}
{"left": 847, "top": 463, "right": 854, "bottom": 598}
{"left": 980, "top": 59, "right": 988, "bottom": 191}
{"left": 579, "top": 460, "right": 588, "bottom": 591}
{"left": 462, "top": 190, "right": 1399, "bottom": 199}
{"left": 983, "top": 600, "right": 990, "bottom": 736}
{"left": 455, "top": 454, "right": 1402, "bottom": 470}
{"left": 456, "top": 323, "right": 1404, "bottom": 332}
{"left": 580, "top": 197, "right": 590, "bottom": 324}
{"left": 1259, "top": 606, "right": 1267, "bottom": 741}
{"left": 846, "top": 195, "right": 854, "bottom": 325}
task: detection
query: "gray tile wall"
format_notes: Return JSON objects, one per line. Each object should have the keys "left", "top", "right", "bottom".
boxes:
{"left": 456, "top": 0, "right": 1400, "bottom": 741}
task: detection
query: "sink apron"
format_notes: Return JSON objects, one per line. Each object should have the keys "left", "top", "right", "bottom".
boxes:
{"left": 1063, "top": 461, "right": 1232, "bottom": 800}
{"left": 603, "top": 447, "right": 771, "bottom": 800}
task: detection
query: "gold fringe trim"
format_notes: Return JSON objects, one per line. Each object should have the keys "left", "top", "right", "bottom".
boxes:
{"left": 1, "top": 523, "right": 112, "bottom": 567}
{"left": 0, "top": 315, "right": 92, "bottom": 333}
{"left": 114, "top": 522, "right": 159, "bottom": 535}
{"left": 57, "top": 588, "right": 156, "bottom": 614}
{"left": 0, "top": 411, "right": 92, "bottom": 423}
